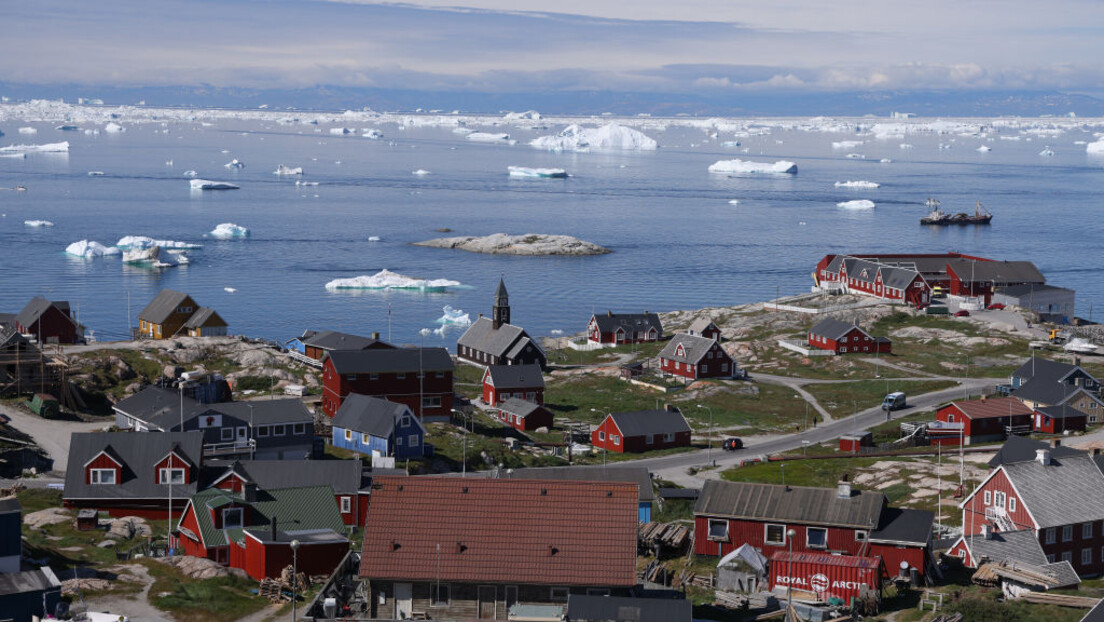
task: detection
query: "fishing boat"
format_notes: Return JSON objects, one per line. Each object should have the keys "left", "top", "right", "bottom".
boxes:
{"left": 920, "top": 198, "right": 992, "bottom": 225}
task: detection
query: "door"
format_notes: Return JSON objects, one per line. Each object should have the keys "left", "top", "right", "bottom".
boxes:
{"left": 395, "top": 583, "right": 412, "bottom": 619}
{"left": 478, "top": 585, "right": 496, "bottom": 619}
{"left": 236, "top": 426, "right": 248, "bottom": 447}
{"left": 505, "top": 586, "right": 518, "bottom": 612}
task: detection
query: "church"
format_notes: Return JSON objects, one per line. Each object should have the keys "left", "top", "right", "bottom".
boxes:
{"left": 456, "top": 279, "right": 547, "bottom": 369}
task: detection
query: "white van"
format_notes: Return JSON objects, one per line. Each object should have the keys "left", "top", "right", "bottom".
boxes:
{"left": 882, "top": 392, "right": 907, "bottom": 411}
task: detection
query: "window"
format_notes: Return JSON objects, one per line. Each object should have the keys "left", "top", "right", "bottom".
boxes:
{"left": 408, "top": 435, "right": 419, "bottom": 447}
{"left": 431, "top": 584, "right": 450, "bottom": 607}
{"left": 645, "top": 434, "right": 654, "bottom": 445}
{"left": 222, "top": 508, "right": 243, "bottom": 529}
{"left": 1084, "top": 548, "right": 1093, "bottom": 565}
{"left": 1100, "top": 547, "right": 1104, "bottom": 563}
{"left": 1086, "top": 523, "right": 1094, "bottom": 539}
{"left": 293, "top": 423, "right": 306, "bottom": 435}
{"left": 369, "top": 374, "right": 379, "bottom": 381}
{"left": 340, "top": 496, "right": 351, "bottom": 513}
{"left": 1062, "top": 551, "right": 1073, "bottom": 563}
{"left": 855, "top": 530, "right": 867, "bottom": 542}
{"left": 664, "top": 433, "right": 675, "bottom": 443}
{"left": 274, "top": 425, "right": 286, "bottom": 436}
{"left": 807, "top": 527, "right": 828, "bottom": 549}
{"left": 400, "top": 415, "right": 411, "bottom": 428}
{"left": 612, "top": 435, "right": 621, "bottom": 446}
{"left": 983, "top": 490, "right": 991, "bottom": 504}
{"left": 221, "top": 427, "right": 234, "bottom": 441}
{"left": 436, "top": 372, "right": 446, "bottom": 379}
{"left": 1046, "top": 528, "right": 1056, "bottom": 544}
{"left": 598, "top": 431, "right": 606, "bottom": 441}
{"left": 1047, "top": 554, "right": 1056, "bottom": 563}
{"left": 841, "top": 337, "right": 848, "bottom": 343}
{"left": 423, "top": 396, "right": 442, "bottom": 409}
{"left": 1064, "top": 525, "right": 1074, "bottom": 542}
{"left": 550, "top": 587, "right": 569, "bottom": 602}
{"left": 701, "top": 364, "right": 708, "bottom": 373}
{"left": 396, "top": 436, "right": 403, "bottom": 446}
{"left": 949, "top": 414, "right": 957, "bottom": 424}
{"left": 362, "top": 433, "right": 371, "bottom": 444}
{"left": 840, "top": 347, "right": 847, "bottom": 353}
{"left": 994, "top": 491, "right": 1006, "bottom": 509}
{"left": 345, "top": 429, "right": 352, "bottom": 441}
{"left": 1009, "top": 498, "right": 1017, "bottom": 513}
{"left": 346, "top": 375, "right": 356, "bottom": 381}
{"left": 396, "top": 373, "right": 406, "bottom": 380}
{"left": 765, "top": 524, "right": 786, "bottom": 546}
{"left": 90, "top": 469, "right": 116, "bottom": 485}
{"left": 256, "top": 426, "right": 269, "bottom": 438}
{"left": 708, "top": 519, "right": 729, "bottom": 541}
{"left": 159, "top": 468, "right": 185, "bottom": 484}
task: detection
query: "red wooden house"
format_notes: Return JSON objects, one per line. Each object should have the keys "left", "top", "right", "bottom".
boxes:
{"left": 1033, "top": 405, "right": 1088, "bottom": 435}
{"left": 813, "top": 255, "right": 933, "bottom": 307}
{"left": 807, "top": 318, "right": 891, "bottom": 355}
{"left": 587, "top": 311, "right": 662, "bottom": 345}
{"left": 496, "top": 398, "right": 554, "bottom": 432}
{"left": 956, "top": 443, "right": 1104, "bottom": 576}
{"left": 932, "top": 397, "right": 1033, "bottom": 446}
{"left": 321, "top": 347, "right": 454, "bottom": 422}
{"left": 482, "top": 364, "right": 544, "bottom": 406}
{"left": 658, "top": 334, "right": 736, "bottom": 380}
{"left": 176, "top": 485, "right": 349, "bottom": 579}
{"left": 13, "top": 297, "right": 82, "bottom": 344}
{"left": 591, "top": 407, "right": 691, "bottom": 454}
{"left": 294, "top": 329, "right": 394, "bottom": 363}
{"left": 687, "top": 317, "right": 722, "bottom": 341}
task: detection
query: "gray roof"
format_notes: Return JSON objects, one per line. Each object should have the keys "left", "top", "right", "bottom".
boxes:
{"left": 115, "top": 386, "right": 311, "bottom": 430}
{"left": 1001, "top": 454, "right": 1104, "bottom": 528}
{"left": 498, "top": 398, "right": 547, "bottom": 420}
{"left": 300, "top": 330, "right": 393, "bottom": 351}
{"left": 202, "top": 399, "right": 312, "bottom": 427}
{"left": 15, "top": 297, "right": 73, "bottom": 329}
{"left": 64, "top": 431, "right": 204, "bottom": 501}
{"left": 695, "top": 480, "right": 885, "bottom": 529}
{"left": 996, "top": 283, "right": 1075, "bottom": 298}
{"left": 880, "top": 265, "right": 921, "bottom": 289}
{"left": 838, "top": 257, "right": 923, "bottom": 290}
{"left": 959, "top": 530, "right": 1048, "bottom": 566}
{"left": 0, "top": 568, "right": 60, "bottom": 596}
{"left": 988, "top": 436, "right": 1085, "bottom": 468}
{"left": 212, "top": 459, "right": 364, "bottom": 495}
{"left": 688, "top": 317, "right": 718, "bottom": 336}
{"left": 457, "top": 317, "right": 542, "bottom": 360}
{"left": 1014, "top": 380, "right": 1097, "bottom": 408}
{"left": 591, "top": 312, "right": 663, "bottom": 337}
{"left": 1037, "top": 405, "right": 1087, "bottom": 419}
{"left": 609, "top": 409, "right": 691, "bottom": 437}
{"left": 0, "top": 497, "right": 21, "bottom": 513}
{"left": 332, "top": 393, "right": 414, "bottom": 438}
{"left": 946, "top": 259, "right": 1045, "bottom": 285}
{"left": 326, "top": 347, "right": 453, "bottom": 374}
{"left": 810, "top": 317, "right": 869, "bottom": 341}
{"left": 505, "top": 465, "right": 654, "bottom": 503}
{"left": 138, "top": 289, "right": 190, "bottom": 324}
{"left": 1082, "top": 597, "right": 1104, "bottom": 622}
{"left": 485, "top": 364, "right": 544, "bottom": 390}
{"left": 1011, "top": 358, "right": 1089, "bottom": 385}
{"left": 505, "top": 336, "right": 541, "bottom": 361}
{"left": 870, "top": 508, "right": 933, "bottom": 546}
{"left": 0, "top": 312, "right": 15, "bottom": 328}
{"left": 182, "top": 307, "right": 226, "bottom": 329}
{"left": 658, "top": 333, "right": 722, "bottom": 365}
{"left": 566, "top": 594, "right": 691, "bottom": 622}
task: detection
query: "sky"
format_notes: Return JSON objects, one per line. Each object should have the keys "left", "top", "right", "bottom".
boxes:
{"left": 4, "top": 0, "right": 1104, "bottom": 98}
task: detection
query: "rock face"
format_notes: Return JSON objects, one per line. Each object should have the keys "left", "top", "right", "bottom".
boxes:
{"left": 24, "top": 507, "right": 71, "bottom": 528}
{"left": 158, "top": 554, "right": 248, "bottom": 579}
{"left": 414, "top": 233, "right": 610, "bottom": 256}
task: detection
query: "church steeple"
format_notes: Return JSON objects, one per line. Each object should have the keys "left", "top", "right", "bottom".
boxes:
{"left": 492, "top": 278, "right": 510, "bottom": 329}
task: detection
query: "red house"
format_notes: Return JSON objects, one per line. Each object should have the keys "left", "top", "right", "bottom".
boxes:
{"left": 956, "top": 443, "right": 1104, "bottom": 576}
{"left": 587, "top": 311, "right": 662, "bottom": 345}
{"left": 482, "top": 364, "right": 544, "bottom": 406}
{"left": 591, "top": 407, "right": 691, "bottom": 454}
{"left": 687, "top": 317, "right": 722, "bottom": 341}
{"left": 293, "top": 329, "right": 395, "bottom": 363}
{"left": 1033, "top": 405, "right": 1087, "bottom": 435}
{"left": 807, "top": 318, "right": 891, "bottom": 355}
{"left": 658, "top": 334, "right": 736, "bottom": 380}
{"left": 176, "top": 485, "right": 349, "bottom": 579}
{"left": 13, "top": 297, "right": 83, "bottom": 344}
{"left": 496, "top": 398, "right": 554, "bottom": 431}
{"left": 932, "top": 397, "right": 1033, "bottom": 446}
{"left": 321, "top": 348, "right": 454, "bottom": 422}
{"left": 813, "top": 255, "right": 934, "bottom": 307}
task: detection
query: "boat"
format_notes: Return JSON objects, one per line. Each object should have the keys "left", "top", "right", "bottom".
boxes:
{"left": 920, "top": 198, "right": 992, "bottom": 225}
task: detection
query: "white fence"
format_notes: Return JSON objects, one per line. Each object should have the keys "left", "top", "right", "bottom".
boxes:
{"left": 776, "top": 340, "right": 836, "bottom": 357}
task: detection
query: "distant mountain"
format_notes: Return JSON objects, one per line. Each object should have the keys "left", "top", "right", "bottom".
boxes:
{"left": 2, "top": 82, "right": 1103, "bottom": 117}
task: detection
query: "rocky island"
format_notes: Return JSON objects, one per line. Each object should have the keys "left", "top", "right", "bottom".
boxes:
{"left": 413, "top": 233, "right": 611, "bottom": 256}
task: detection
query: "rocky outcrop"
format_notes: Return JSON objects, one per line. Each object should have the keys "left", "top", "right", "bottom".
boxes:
{"left": 158, "top": 554, "right": 249, "bottom": 579}
{"left": 24, "top": 507, "right": 71, "bottom": 528}
{"left": 414, "top": 233, "right": 610, "bottom": 256}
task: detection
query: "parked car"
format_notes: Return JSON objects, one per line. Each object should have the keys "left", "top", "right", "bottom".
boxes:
{"left": 953, "top": 310, "right": 971, "bottom": 317}
{"left": 986, "top": 303, "right": 1006, "bottom": 310}
{"left": 722, "top": 437, "right": 743, "bottom": 451}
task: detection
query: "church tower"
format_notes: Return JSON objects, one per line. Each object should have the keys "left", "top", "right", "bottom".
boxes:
{"left": 492, "top": 278, "right": 510, "bottom": 329}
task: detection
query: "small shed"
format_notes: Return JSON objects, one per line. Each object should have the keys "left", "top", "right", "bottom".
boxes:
{"left": 24, "top": 394, "right": 59, "bottom": 419}
{"left": 717, "top": 544, "right": 768, "bottom": 593}
{"left": 77, "top": 509, "right": 99, "bottom": 531}
{"left": 840, "top": 433, "right": 873, "bottom": 453}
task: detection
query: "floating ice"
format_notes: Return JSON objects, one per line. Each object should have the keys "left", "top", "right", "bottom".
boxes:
{"left": 88, "top": 171, "right": 105, "bottom": 176}
{"left": 329, "top": 127, "right": 353, "bottom": 135}
{"left": 295, "top": 180, "right": 319, "bottom": 186}
{"left": 976, "top": 145, "right": 992, "bottom": 152}
{"left": 24, "top": 220, "right": 54, "bottom": 227}
{"left": 899, "top": 143, "right": 913, "bottom": 149}
{"left": 467, "top": 132, "right": 513, "bottom": 143}
{"left": 274, "top": 164, "right": 303, "bottom": 175}
{"left": 324, "top": 269, "right": 462, "bottom": 291}
{"left": 368, "top": 236, "right": 380, "bottom": 242}
{"left": 504, "top": 110, "right": 542, "bottom": 121}
{"left": 190, "top": 179, "right": 239, "bottom": 190}
{"left": 721, "top": 141, "right": 741, "bottom": 147}
{"left": 412, "top": 169, "right": 431, "bottom": 176}
{"left": 83, "top": 129, "right": 99, "bottom": 136}
{"left": 832, "top": 140, "right": 864, "bottom": 149}
{"left": 708, "top": 159, "right": 797, "bottom": 175}
{"left": 117, "top": 236, "right": 202, "bottom": 250}
{"left": 419, "top": 328, "right": 433, "bottom": 336}
{"left": 224, "top": 287, "right": 237, "bottom": 293}
{"left": 435, "top": 305, "right": 472, "bottom": 325}
{"left": 362, "top": 129, "right": 383, "bottom": 139}
{"left": 224, "top": 159, "right": 245, "bottom": 169}
{"left": 104, "top": 122, "right": 125, "bottom": 133}
{"left": 210, "top": 223, "right": 250, "bottom": 239}
{"left": 550, "top": 329, "right": 564, "bottom": 335}
{"left": 834, "top": 180, "right": 879, "bottom": 189}
{"left": 0, "top": 141, "right": 69, "bottom": 153}
{"left": 18, "top": 127, "right": 37, "bottom": 135}
{"left": 837, "top": 200, "right": 876, "bottom": 209}
{"left": 1039, "top": 147, "right": 1055, "bottom": 156}
{"left": 508, "top": 166, "right": 567, "bottom": 178}
{"left": 183, "top": 170, "right": 197, "bottom": 177}
{"left": 530, "top": 123, "right": 658, "bottom": 152}
{"left": 65, "top": 240, "right": 119, "bottom": 258}
{"left": 56, "top": 125, "right": 79, "bottom": 131}
{"left": 728, "top": 199, "right": 740, "bottom": 205}
{"left": 845, "top": 153, "right": 865, "bottom": 159}
{"left": 880, "top": 158, "right": 893, "bottom": 163}
{"left": 1087, "top": 139, "right": 1104, "bottom": 155}
{"left": 124, "top": 246, "right": 188, "bottom": 267}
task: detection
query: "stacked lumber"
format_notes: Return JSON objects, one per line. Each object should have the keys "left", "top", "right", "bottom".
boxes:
{"left": 258, "top": 565, "right": 312, "bottom": 603}
{"left": 1018, "top": 593, "right": 1100, "bottom": 608}
{"left": 714, "top": 591, "right": 747, "bottom": 609}
{"left": 638, "top": 559, "right": 671, "bottom": 585}
{"left": 638, "top": 521, "right": 692, "bottom": 549}
{"left": 258, "top": 578, "right": 289, "bottom": 603}
{"left": 675, "top": 569, "right": 713, "bottom": 589}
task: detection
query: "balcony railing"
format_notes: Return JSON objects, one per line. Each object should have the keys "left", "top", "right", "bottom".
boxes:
{"left": 202, "top": 439, "right": 256, "bottom": 457}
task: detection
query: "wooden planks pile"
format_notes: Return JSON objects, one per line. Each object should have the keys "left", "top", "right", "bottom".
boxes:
{"left": 1019, "top": 593, "right": 1100, "bottom": 608}
{"left": 714, "top": 591, "right": 747, "bottom": 609}
{"left": 639, "top": 559, "right": 671, "bottom": 585}
{"left": 638, "top": 521, "right": 692, "bottom": 550}
{"left": 675, "top": 568, "right": 713, "bottom": 589}
{"left": 258, "top": 565, "right": 312, "bottom": 603}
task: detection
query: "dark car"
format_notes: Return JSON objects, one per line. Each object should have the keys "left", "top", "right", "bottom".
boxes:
{"left": 986, "top": 303, "right": 1006, "bottom": 310}
{"left": 953, "top": 309, "right": 971, "bottom": 317}
{"left": 722, "top": 437, "right": 743, "bottom": 451}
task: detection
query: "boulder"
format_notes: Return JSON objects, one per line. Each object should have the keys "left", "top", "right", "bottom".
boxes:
{"left": 158, "top": 554, "right": 235, "bottom": 579}
{"left": 239, "top": 349, "right": 276, "bottom": 368}
{"left": 164, "top": 365, "right": 184, "bottom": 379}
{"left": 106, "top": 516, "right": 151, "bottom": 540}
{"left": 23, "top": 507, "right": 71, "bottom": 528}
{"left": 62, "top": 578, "right": 111, "bottom": 594}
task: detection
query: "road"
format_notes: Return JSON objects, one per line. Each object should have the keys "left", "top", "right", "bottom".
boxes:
{"left": 634, "top": 377, "right": 996, "bottom": 487}
{"left": 0, "top": 400, "right": 109, "bottom": 476}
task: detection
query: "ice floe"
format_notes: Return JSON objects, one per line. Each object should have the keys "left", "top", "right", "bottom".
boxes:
{"left": 88, "top": 171, "right": 105, "bottom": 176}
{"left": 224, "top": 159, "right": 245, "bottom": 169}
{"left": 368, "top": 236, "right": 381, "bottom": 242}
{"left": 330, "top": 127, "right": 353, "bottom": 135}
{"left": 274, "top": 164, "right": 303, "bottom": 175}
{"left": 116, "top": 236, "right": 202, "bottom": 250}
{"left": 834, "top": 180, "right": 879, "bottom": 189}
{"left": 976, "top": 145, "right": 992, "bottom": 152}
{"left": 412, "top": 169, "right": 431, "bottom": 176}
{"left": 466, "top": 132, "right": 514, "bottom": 144}
{"left": 324, "top": 269, "right": 462, "bottom": 291}
{"left": 708, "top": 159, "right": 797, "bottom": 175}
{"left": 0, "top": 141, "right": 69, "bottom": 153}
{"left": 224, "top": 287, "right": 237, "bottom": 293}
{"left": 123, "top": 246, "right": 189, "bottom": 268}
{"left": 1039, "top": 147, "right": 1055, "bottom": 156}
{"left": 209, "top": 223, "right": 250, "bottom": 239}
{"left": 1087, "top": 139, "right": 1104, "bottom": 155}
{"left": 728, "top": 199, "right": 740, "bottom": 205}
{"left": 837, "top": 200, "right": 876, "bottom": 209}
{"left": 0, "top": 153, "right": 26, "bottom": 159}
{"left": 295, "top": 180, "right": 319, "bottom": 186}
{"left": 436, "top": 305, "right": 472, "bottom": 326}
{"left": 530, "top": 123, "right": 658, "bottom": 152}
{"left": 508, "top": 166, "right": 567, "bottom": 178}
{"left": 190, "top": 179, "right": 239, "bottom": 190}
{"left": 65, "top": 240, "right": 120, "bottom": 258}
{"left": 104, "top": 122, "right": 125, "bottom": 133}
{"left": 24, "top": 220, "right": 54, "bottom": 227}
{"left": 183, "top": 170, "right": 197, "bottom": 177}
{"left": 832, "top": 140, "right": 864, "bottom": 149}
{"left": 17, "top": 127, "right": 37, "bottom": 135}
{"left": 361, "top": 129, "right": 383, "bottom": 139}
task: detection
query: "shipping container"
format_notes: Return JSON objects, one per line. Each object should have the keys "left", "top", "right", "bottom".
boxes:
{"left": 769, "top": 551, "right": 883, "bottom": 604}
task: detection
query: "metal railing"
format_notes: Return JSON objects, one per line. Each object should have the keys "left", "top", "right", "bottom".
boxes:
{"left": 202, "top": 439, "right": 256, "bottom": 456}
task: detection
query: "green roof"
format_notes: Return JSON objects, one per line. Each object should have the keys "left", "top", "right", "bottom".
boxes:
{"left": 183, "top": 485, "right": 346, "bottom": 549}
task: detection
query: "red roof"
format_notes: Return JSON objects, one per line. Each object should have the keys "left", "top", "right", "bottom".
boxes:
{"left": 359, "top": 476, "right": 638, "bottom": 587}
{"left": 947, "top": 397, "right": 1033, "bottom": 420}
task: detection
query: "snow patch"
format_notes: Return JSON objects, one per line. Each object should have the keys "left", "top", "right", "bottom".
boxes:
{"left": 324, "top": 269, "right": 462, "bottom": 291}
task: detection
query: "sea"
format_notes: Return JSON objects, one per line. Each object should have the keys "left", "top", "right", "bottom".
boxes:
{"left": 2, "top": 110, "right": 1103, "bottom": 347}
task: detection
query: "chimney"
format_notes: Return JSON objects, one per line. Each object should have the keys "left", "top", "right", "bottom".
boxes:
{"left": 1093, "top": 448, "right": 1101, "bottom": 457}
{"left": 664, "top": 403, "right": 679, "bottom": 413}
{"left": 980, "top": 524, "right": 991, "bottom": 540}
{"left": 1075, "top": 356, "right": 1082, "bottom": 367}
{"left": 242, "top": 482, "right": 258, "bottom": 502}
{"left": 271, "top": 515, "right": 278, "bottom": 542}
{"left": 1050, "top": 439, "right": 1061, "bottom": 448}
{"left": 1036, "top": 448, "right": 1051, "bottom": 465}
{"left": 837, "top": 474, "right": 852, "bottom": 499}
{"left": 372, "top": 332, "right": 380, "bottom": 340}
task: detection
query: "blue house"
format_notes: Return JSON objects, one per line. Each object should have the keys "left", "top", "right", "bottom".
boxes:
{"left": 332, "top": 394, "right": 426, "bottom": 460}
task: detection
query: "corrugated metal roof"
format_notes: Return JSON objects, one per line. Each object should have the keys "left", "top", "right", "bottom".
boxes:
{"left": 326, "top": 347, "right": 453, "bottom": 374}
{"left": 695, "top": 480, "right": 884, "bottom": 529}
{"left": 1002, "top": 455, "right": 1104, "bottom": 528}
{"left": 769, "top": 551, "right": 881, "bottom": 569}
{"left": 486, "top": 364, "right": 545, "bottom": 390}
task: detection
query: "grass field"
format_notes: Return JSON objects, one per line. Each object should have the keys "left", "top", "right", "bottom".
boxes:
{"left": 804, "top": 379, "right": 959, "bottom": 418}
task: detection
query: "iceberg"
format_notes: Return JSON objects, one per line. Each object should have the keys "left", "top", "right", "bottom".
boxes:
{"left": 832, "top": 140, "right": 864, "bottom": 149}
{"left": 190, "top": 179, "right": 239, "bottom": 190}
{"left": 224, "top": 159, "right": 245, "bottom": 169}
{"left": 1039, "top": 147, "right": 1055, "bottom": 156}
{"left": 88, "top": 171, "right": 105, "bottom": 176}
{"left": 435, "top": 305, "right": 472, "bottom": 326}
{"left": 721, "top": 141, "right": 741, "bottom": 147}
{"left": 65, "top": 240, "right": 120, "bottom": 258}
{"left": 330, "top": 127, "right": 353, "bottom": 135}
{"left": 728, "top": 199, "right": 740, "bottom": 205}
{"left": 274, "top": 164, "right": 303, "bottom": 175}
{"left": 24, "top": 220, "right": 54, "bottom": 227}
{"left": 368, "top": 236, "right": 381, "bottom": 242}
{"left": 0, "top": 141, "right": 69, "bottom": 153}
{"left": 116, "top": 236, "right": 202, "bottom": 250}
{"left": 0, "top": 153, "right": 26, "bottom": 159}
{"left": 899, "top": 144, "right": 914, "bottom": 150}
{"left": 55, "top": 125, "right": 79, "bottom": 131}
{"left": 837, "top": 200, "right": 876, "bottom": 209}
{"left": 361, "top": 129, "right": 383, "bottom": 139}
{"left": 508, "top": 166, "right": 568, "bottom": 179}
{"left": 466, "top": 132, "right": 512, "bottom": 143}
{"left": 845, "top": 153, "right": 865, "bottom": 159}
{"left": 412, "top": 169, "right": 431, "bottom": 176}
{"left": 834, "top": 180, "right": 879, "bottom": 189}
{"left": 324, "top": 269, "right": 462, "bottom": 292}
{"left": 123, "top": 246, "right": 189, "bottom": 268}
{"left": 183, "top": 170, "right": 197, "bottom": 177}
{"left": 104, "top": 122, "right": 126, "bottom": 133}
{"left": 209, "top": 223, "right": 250, "bottom": 239}
{"left": 224, "top": 287, "right": 237, "bottom": 294}
{"left": 530, "top": 123, "right": 658, "bottom": 152}
{"left": 1087, "top": 139, "right": 1104, "bottom": 154}
{"left": 976, "top": 145, "right": 992, "bottom": 152}
{"left": 17, "top": 127, "right": 37, "bottom": 135}
{"left": 295, "top": 180, "right": 319, "bottom": 186}
{"left": 708, "top": 159, "right": 798, "bottom": 175}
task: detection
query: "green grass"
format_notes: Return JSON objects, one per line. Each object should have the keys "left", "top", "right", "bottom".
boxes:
{"left": 545, "top": 340, "right": 667, "bottom": 367}
{"left": 868, "top": 311, "right": 1033, "bottom": 378}
{"left": 722, "top": 456, "right": 903, "bottom": 489}
{"left": 145, "top": 559, "right": 268, "bottom": 622}
{"left": 804, "top": 379, "right": 958, "bottom": 418}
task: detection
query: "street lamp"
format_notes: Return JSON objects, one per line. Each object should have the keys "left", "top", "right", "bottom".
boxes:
{"left": 696, "top": 405, "right": 714, "bottom": 466}
{"left": 590, "top": 408, "right": 610, "bottom": 467}
{"left": 290, "top": 539, "right": 301, "bottom": 621}
{"left": 786, "top": 528, "right": 797, "bottom": 620}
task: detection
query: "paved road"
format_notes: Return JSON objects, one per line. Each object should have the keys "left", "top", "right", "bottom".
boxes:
{"left": 0, "top": 401, "right": 109, "bottom": 475}
{"left": 634, "top": 377, "right": 997, "bottom": 487}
